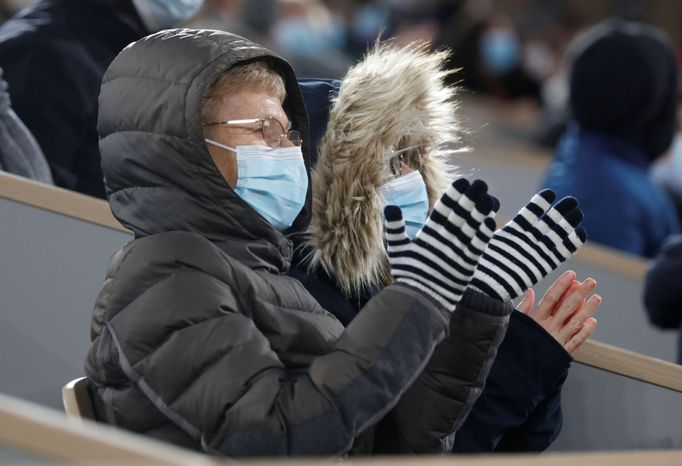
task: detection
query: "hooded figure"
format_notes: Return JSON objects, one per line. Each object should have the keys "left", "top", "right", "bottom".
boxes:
{"left": 84, "top": 29, "right": 511, "bottom": 457}
{"left": 0, "top": 0, "right": 203, "bottom": 197}
{"left": 0, "top": 67, "right": 53, "bottom": 183}
{"left": 643, "top": 234, "right": 682, "bottom": 364}
{"left": 302, "top": 43, "right": 459, "bottom": 300}
{"left": 292, "top": 43, "right": 581, "bottom": 453}
{"left": 542, "top": 20, "right": 679, "bottom": 257}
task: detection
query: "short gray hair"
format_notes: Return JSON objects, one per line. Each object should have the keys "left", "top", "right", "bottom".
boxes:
{"left": 201, "top": 61, "right": 287, "bottom": 132}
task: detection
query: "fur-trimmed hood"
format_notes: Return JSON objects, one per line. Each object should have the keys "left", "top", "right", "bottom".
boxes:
{"left": 304, "top": 42, "right": 463, "bottom": 296}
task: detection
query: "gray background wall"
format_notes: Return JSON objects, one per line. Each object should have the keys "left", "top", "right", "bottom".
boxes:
{"left": 0, "top": 197, "right": 129, "bottom": 408}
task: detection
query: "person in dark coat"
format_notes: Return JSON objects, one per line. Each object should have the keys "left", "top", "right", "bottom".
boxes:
{"left": 85, "top": 28, "right": 519, "bottom": 457}
{"left": 0, "top": 67, "right": 52, "bottom": 183}
{"left": 292, "top": 43, "right": 599, "bottom": 453}
{"left": 0, "top": 0, "right": 203, "bottom": 197}
{"left": 542, "top": 20, "right": 680, "bottom": 258}
{"left": 643, "top": 234, "right": 682, "bottom": 364}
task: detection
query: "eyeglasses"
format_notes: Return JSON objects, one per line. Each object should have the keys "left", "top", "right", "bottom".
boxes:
{"left": 203, "top": 116, "right": 302, "bottom": 147}
{"left": 389, "top": 153, "right": 405, "bottom": 177}
{"left": 388, "top": 145, "right": 420, "bottom": 177}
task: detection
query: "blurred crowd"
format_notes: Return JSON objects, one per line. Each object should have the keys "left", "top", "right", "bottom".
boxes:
{"left": 3, "top": 0, "right": 682, "bottom": 243}
{"left": 2, "top": 0, "right": 682, "bottom": 136}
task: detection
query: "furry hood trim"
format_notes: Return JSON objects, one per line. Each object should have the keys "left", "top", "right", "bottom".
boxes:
{"left": 304, "top": 41, "right": 464, "bottom": 296}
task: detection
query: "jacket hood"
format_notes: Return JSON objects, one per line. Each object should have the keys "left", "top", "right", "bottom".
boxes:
{"left": 303, "top": 42, "right": 462, "bottom": 296}
{"left": 98, "top": 29, "right": 311, "bottom": 273}
{"left": 568, "top": 20, "right": 678, "bottom": 161}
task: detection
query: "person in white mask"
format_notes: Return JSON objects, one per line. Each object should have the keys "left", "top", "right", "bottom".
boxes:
{"left": 0, "top": 0, "right": 203, "bottom": 198}
{"left": 131, "top": 0, "right": 203, "bottom": 32}
{"left": 202, "top": 62, "right": 307, "bottom": 231}
{"left": 291, "top": 42, "right": 597, "bottom": 454}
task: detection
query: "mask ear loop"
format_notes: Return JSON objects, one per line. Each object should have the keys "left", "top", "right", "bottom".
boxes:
{"left": 389, "top": 153, "right": 404, "bottom": 176}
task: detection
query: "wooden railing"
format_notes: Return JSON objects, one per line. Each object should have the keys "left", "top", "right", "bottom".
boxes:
{"left": 0, "top": 392, "right": 217, "bottom": 465}
{"left": 575, "top": 340, "right": 682, "bottom": 393}
{"left": 0, "top": 392, "right": 681, "bottom": 465}
{"left": 0, "top": 171, "right": 128, "bottom": 233}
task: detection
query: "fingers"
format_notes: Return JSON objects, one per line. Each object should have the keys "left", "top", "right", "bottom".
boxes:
{"left": 517, "top": 288, "right": 535, "bottom": 314}
{"left": 562, "top": 208, "right": 584, "bottom": 228}
{"left": 384, "top": 205, "right": 409, "bottom": 249}
{"left": 552, "top": 196, "right": 578, "bottom": 217}
{"left": 564, "top": 227, "right": 588, "bottom": 253}
{"left": 490, "top": 195, "right": 500, "bottom": 214}
{"left": 384, "top": 205, "right": 403, "bottom": 223}
{"left": 550, "top": 280, "right": 580, "bottom": 315}
{"left": 423, "top": 179, "right": 494, "bottom": 265}
{"left": 434, "top": 178, "right": 493, "bottom": 224}
{"left": 539, "top": 197, "right": 585, "bottom": 258}
{"left": 564, "top": 317, "right": 598, "bottom": 354}
{"left": 454, "top": 179, "right": 492, "bottom": 221}
{"left": 471, "top": 217, "right": 496, "bottom": 254}
{"left": 511, "top": 189, "right": 556, "bottom": 226}
{"left": 550, "top": 278, "right": 597, "bottom": 333}
{"left": 532, "top": 270, "right": 576, "bottom": 319}
{"left": 457, "top": 181, "right": 493, "bottom": 229}
{"left": 433, "top": 178, "right": 470, "bottom": 215}
{"left": 557, "top": 293, "right": 602, "bottom": 344}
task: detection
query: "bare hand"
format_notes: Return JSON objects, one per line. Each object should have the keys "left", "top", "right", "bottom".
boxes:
{"left": 517, "top": 270, "right": 600, "bottom": 354}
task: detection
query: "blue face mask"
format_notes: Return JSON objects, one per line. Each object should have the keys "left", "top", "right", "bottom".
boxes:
{"left": 205, "top": 140, "right": 308, "bottom": 231}
{"left": 481, "top": 28, "right": 520, "bottom": 75}
{"left": 380, "top": 171, "right": 429, "bottom": 239}
{"left": 131, "top": 0, "right": 204, "bottom": 31}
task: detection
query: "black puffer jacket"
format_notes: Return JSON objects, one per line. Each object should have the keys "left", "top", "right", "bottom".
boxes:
{"left": 643, "top": 234, "right": 682, "bottom": 364}
{"left": 85, "top": 29, "right": 512, "bottom": 457}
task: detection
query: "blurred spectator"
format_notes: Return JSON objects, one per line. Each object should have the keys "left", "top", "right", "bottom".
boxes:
{"left": 271, "top": 0, "right": 344, "bottom": 56}
{"left": 0, "top": 67, "right": 52, "bottom": 183}
{"left": 0, "top": 0, "right": 204, "bottom": 198}
{"left": 347, "top": 2, "right": 390, "bottom": 57}
{"left": 643, "top": 234, "right": 682, "bottom": 364}
{"left": 189, "top": 0, "right": 352, "bottom": 78}
{"left": 268, "top": 0, "right": 351, "bottom": 78}
{"left": 187, "top": 0, "right": 266, "bottom": 45}
{"left": 542, "top": 20, "right": 679, "bottom": 257}
{"left": 444, "top": 12, "right": 542, "bottom": 103}
{"left": 650, "top": 111, "right": 682, "bottom": 223}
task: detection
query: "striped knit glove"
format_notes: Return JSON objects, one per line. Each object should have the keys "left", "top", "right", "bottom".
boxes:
{"left": 384, "top": 179, "right": 497, "bottom": 313}
{"left": 470, "top": 189, "right": 587, "bottom": 302}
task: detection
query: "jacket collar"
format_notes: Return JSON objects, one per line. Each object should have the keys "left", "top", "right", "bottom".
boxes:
{"left": 561, "top": 123, "right": 651, "bottom": 170}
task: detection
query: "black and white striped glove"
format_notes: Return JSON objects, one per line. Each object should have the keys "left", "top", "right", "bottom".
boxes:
{"left": 384, "top": 179, "right": 497, "bottom": 313}
{"left": 470, "top": 189, "right": 587, "bottom": 302}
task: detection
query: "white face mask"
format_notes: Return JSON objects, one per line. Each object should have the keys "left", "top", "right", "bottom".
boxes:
{"left": 131, "top": 0, "right": 204, "bottom": 32}
{"left": 379, "top": 171, "right": 430, "bottom": 239}
{"left": 205, "top": 139, "right": 308, "bottom": 231}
